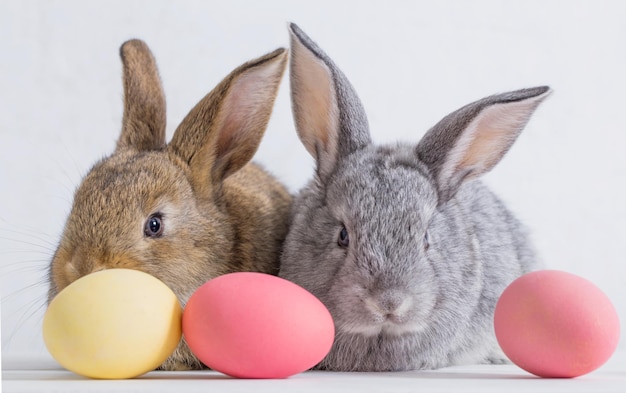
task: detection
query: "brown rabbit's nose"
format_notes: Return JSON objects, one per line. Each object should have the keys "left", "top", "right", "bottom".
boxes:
{"left": 69, "top": 252, "right": 105, "bottom": 278}
{"left": 364, "top": 290, "right": 413, "bottom": 322}
{"left": 50, "top": 251, "right": 146, "bottom": 303}
{"left": 65, "top": 250, "right": 143, "bottom": 283}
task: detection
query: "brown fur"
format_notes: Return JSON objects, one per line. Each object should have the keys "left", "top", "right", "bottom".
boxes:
{"left": 47, "top": 39, "right": 292, "bottom": 370}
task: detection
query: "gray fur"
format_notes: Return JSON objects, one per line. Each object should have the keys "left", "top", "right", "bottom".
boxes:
{"left": 417, "top": 86, "right": 550, "bottom": 204}
{"left": 279, "top": 24, "right": 550, "bottom": 371}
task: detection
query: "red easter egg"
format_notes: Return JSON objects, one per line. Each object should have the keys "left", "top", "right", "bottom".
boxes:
{"left": 183, "top": 272, "right": 335, "bottom": 378}
{"left": 494, "top": 270, "right": 620, "bottom": 378}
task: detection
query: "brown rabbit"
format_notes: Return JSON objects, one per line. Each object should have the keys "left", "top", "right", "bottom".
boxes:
{"left": 47, "top": 39, "right": 292, "bottom": 370}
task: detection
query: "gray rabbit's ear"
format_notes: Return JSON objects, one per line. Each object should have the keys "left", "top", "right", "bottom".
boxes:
{"left": 289, "top": 23, "right": 371, "bottom": 180}
{"left": 117, "top": 39, "right": 167, "bottom": 152}
{"left": 417, "top": 86, "right": 551, "bottom": 205}
{"left": 168, "top": 48, "right": 287, "bottom": 198}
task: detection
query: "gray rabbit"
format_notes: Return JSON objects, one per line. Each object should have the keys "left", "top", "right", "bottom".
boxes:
{"left": 279, "top": 24, "right": 550, "bottom": 371}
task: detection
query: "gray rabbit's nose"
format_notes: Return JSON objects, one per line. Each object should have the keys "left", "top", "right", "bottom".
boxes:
{"left": 364, "top": 290, "right": 412, "bottom": 322}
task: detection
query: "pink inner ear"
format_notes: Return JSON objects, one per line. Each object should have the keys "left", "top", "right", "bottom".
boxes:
{"left": 290, "top": 37, "right": 340, "bottom": 162}
{"left": 217, "top": 73, "right": 265, "bottom": 158}
{"left": 456, "top": 103, "right": 531, "bottom": 176}
{"left": 213, "top": 59, "right": 284, "bottom": 170}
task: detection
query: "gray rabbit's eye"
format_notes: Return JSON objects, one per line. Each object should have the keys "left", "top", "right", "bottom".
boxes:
{"left": 144, "top": 213, "right": 164, "bottom": 238}
{"left": 424, "top": 231, "right": 430, "bottom": 250}
{"left": 338, "top": 226, "right": 349, "bottom": 248}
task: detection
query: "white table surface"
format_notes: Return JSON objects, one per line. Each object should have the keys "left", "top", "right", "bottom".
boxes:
{"left": 3, "top": 350, "right": 625, "bottom": 393}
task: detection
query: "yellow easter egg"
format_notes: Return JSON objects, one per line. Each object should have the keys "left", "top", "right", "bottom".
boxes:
{"left": 43, "top": 269, "right": 182, "bottom": 379}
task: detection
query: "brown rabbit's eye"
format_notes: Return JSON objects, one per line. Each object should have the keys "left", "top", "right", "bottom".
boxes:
{"left": 144, "top": 214, "right": 163, "bottom": 238}
{"left": 338, "top": 226, "right": 349, "bottom": 248}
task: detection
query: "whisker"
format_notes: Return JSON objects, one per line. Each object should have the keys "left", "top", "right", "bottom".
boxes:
{"left": 0, "top": 262, "right": 49, "bottom": 274}
{"left": 0, "top": 224, "right": 59, "bottom": 242}
{"left": 0, "top": 236, "right": 56, "bottom": 251}
{"left": 0, "top": 267, "right": 49, "bottom": 282}
{"left": 2, "top": 296, "right": 49, "bottom": 349}
{"left": 0, "top": 237, "right": 56, "bottom": 254}
{"left": 1, "top": 271, "right": 50, "bottom": 350}
{"left": 2, "top": 279, "right": 48, "bottom": 302}
{"left": 0, "top": 256, "right": 50, "bottom": 263}
{"left": 60, "top": 139, "right": 88, "bottom": 180}
{"left": 0, "top": 235, "right": 57, "bottom": 252}
{"left": 0, "top": 247, "right": 51, "bottom": 253}
{"left": 0, "top": 151, "right": 76, "bottom": 354}
{"left": 0, "top": 247, "right": 52, "bottom": 256}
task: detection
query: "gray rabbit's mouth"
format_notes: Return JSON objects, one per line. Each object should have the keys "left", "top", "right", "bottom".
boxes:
{"left": 337, "top": 293, "right": 430, "bottom": 337}
{"left": 339, "top": 317, "right": 428, "bottom": 338}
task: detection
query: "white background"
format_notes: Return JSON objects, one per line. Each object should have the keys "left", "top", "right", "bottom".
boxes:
{"left": 1, "top": 0, "right": 625, "bottom": 363}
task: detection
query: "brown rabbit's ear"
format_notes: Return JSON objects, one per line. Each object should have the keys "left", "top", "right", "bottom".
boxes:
{"left": 168, "top": 48, "right": 288, "bottom": 198}
{"left": 116, "top": 39, "right": 167, "bottom": 152}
